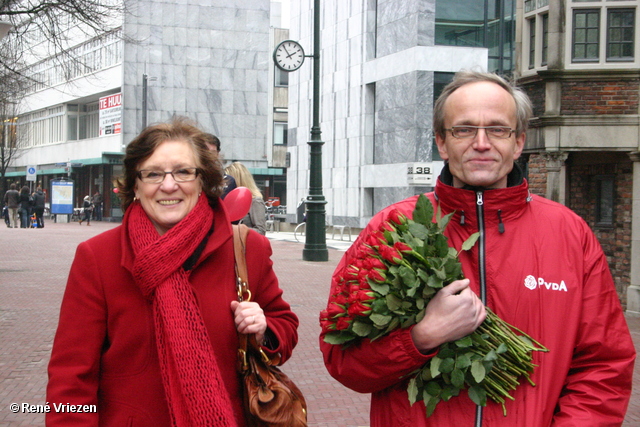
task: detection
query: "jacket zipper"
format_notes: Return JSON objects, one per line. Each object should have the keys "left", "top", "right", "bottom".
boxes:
{"left": 474, "top": 191, "right": 486, "bottom": 427}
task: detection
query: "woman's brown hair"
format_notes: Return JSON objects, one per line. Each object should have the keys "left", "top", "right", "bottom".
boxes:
{"left": 117, "top": 117, "right": 224, "bottom": 212}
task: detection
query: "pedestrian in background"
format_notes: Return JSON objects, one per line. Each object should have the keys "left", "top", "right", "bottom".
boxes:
{"left": 32, "top": 186, "right": 46, "bottom": 228}
{"left": 78, "top": 195, "right": 93, "bottom": 226}
{"left": 225, "top": 161, "right": 267, "bottom": 235}
{"left": 320, "top": 71, "right": 635, "bottom": 426}
{"left": 46, "top": 117, "right": 299, "bottom": 426}
{"left": 92, "top": 190, "right": 103, "bottom": 221}
{"left": 3, "top": 183, "right": 19, "bottom": 228}
{"left": 203, "top": 132, "right": 237, "bottom": 199}
{"left": 18, "top": 185, "right": 32, "bottom": 228}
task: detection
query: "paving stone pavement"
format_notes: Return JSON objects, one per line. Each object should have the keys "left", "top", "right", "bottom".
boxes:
{"left": 0, "top": 221, "right": 638, "bottom": 426}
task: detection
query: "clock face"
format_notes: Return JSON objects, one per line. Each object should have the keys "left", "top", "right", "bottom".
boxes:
{"left": 274, "top": 40, "right": 305, "bottom": 72}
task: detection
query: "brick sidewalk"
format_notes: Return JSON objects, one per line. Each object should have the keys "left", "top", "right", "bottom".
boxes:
{"left": 0, "top": 221, "right": 637, "bottom": 426}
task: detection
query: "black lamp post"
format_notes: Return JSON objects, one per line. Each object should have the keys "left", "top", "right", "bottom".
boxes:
{"left": 302, "top": 0, "right": 328, "bottom": 261}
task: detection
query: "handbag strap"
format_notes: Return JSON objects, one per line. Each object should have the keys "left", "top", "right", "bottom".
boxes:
{"left": 233, "top": 224, "right": 251, "bottom": 302}
{"left": 233, "top": 225, "right": 273, "bottom": 370}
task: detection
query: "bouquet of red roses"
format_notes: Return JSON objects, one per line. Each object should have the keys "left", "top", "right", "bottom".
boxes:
{"left": 320, "top": 194, "right": 547, "bottom": 417}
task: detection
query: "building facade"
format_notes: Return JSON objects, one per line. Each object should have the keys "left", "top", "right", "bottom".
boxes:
{"left": 286, "top": 0, "right": 514, "bottom": 227}
{"left": 516, "top": 0, "right": 640, "bottom": 311}
{"left": 3, "top": 0, "right": 285, "bottom": 219}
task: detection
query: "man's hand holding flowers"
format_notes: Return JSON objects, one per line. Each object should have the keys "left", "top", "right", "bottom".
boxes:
{"left": 410, "top": 278, "right": 486, "bottom": 354}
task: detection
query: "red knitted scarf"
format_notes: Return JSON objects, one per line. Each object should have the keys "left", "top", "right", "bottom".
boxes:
{"left": 125, "top": 194, "right": 237, "bottom": 427}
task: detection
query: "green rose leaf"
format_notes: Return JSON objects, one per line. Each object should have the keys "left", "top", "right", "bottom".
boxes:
{"left": 471, "top": 360, "right": 486, "bottom": 383}
{"left": 369, "top": 281, "right": 390, "bottom": 295}
{"left": 461, "top": 232, "right": 480, "bottom": 252}
{"left": 430, "top": 357, "right": 442, "bottom": 378}
{"left": 370, "top": 313, "right": 392, "bottom": 327}
{"left": 413, "top": 194, "right": 434, "bottom": 225}
{"left": 425, "top": 380, "right": 442, "bottom": 397}
{"left": 351, "top": 320, "right": 373, "bottom": 337}
{"left": 456, "top": 353, "right": 472, "bottom": 370}
{"left": 385, "top": 293, "right": 402, "bottom": 311}
{"left": 424, "top": 392, "right": 440, "bottom": 417}
{"left": 451, "top": 368, "right": 465, "bottom": 388}
{"left": 468, "top": 386, "right": 487, "bottom": 407}
{"left": 440, "top": 358, "right": 455, "bottom": 374}
{"left": 407, "top": 377, "right": 419, "bottom": 405}
{"left": 455, "top": 336, "right": 473, "bottom": 348}
{"left": 323, "top": 333, "right": 355, "bottom": 345}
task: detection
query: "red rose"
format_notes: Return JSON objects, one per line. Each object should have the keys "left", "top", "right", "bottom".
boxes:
{"left": 364, "top": 257, "right": 386, "bottom": 270}
{"left": 394, "top": 241, "right": 413, "bottom": 253}
{"left": 368, "top": 268, "right": 386, "bottom": 282}
{"left": 378, "top": 244, "right": 402, "bottom": 264}
{"left": 357, "top": 245, "right": 376, "bottom": 258}
{"left": 348, "top": 300, "right": 371, "bottom": 317}
{"left": 326, "top": 302, "right": 347, "bottom": 318}
{"left": 320, "top": 318, "right": 335, "bottom": 333}
{"left": 387, "top": 209, "right": 407, "bottom": 225}
{"left": 333, "top": 293, "right": 348, "bottom": 306}
{"left": 379, "top": 221, "right": 395, "bottom": 233}
{"left": 358, "top": 275, "right": 371, "bottom": 289}
{"left": 365, "top": 230, "right": 386, "bottom": 247}
{"left": 335, "top": 316, "right": 352, "bottom": 330}
{"left": 345, "top": 265, "right": 360, "bottom": 278}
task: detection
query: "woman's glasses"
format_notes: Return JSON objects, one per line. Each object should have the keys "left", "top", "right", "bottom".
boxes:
{"left": 137, "top": 167, "right": 200, "bottom": 184}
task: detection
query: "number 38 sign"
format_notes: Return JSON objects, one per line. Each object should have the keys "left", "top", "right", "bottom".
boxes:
{"left": 407, "top": 162, "right": 435, "bottom": 186}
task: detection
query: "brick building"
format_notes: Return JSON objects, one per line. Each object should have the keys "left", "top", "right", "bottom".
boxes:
{"left": 516, "top": 0, "right": 640, "bottom": 311}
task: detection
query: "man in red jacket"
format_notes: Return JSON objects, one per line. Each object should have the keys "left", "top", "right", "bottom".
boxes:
{"left": 320, "top": 71, "right": 635, "bottom": 426}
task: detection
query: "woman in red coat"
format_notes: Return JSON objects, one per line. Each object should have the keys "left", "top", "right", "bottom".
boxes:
{"left": 46, "top": 118, "right": 299, "bottom": 426}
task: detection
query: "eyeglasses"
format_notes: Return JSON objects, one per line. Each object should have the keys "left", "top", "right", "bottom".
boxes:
{"left": 136, "top": 167, "right": 200, "bottom": 184}
{"left": 445, "top": 126, "right": 514, "bottom": 140}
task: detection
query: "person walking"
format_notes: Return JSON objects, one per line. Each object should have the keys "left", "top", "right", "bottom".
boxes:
{"left": 78, "top": 196, "right": 93, "bottom": 226}
{"left": 92, "top": 190, "right": 103, "bottom": 221}
{"left": 32, "top": 187, "right": 46, "bottom": 228}
{"left": 18, "top": 186, "right": 32, "bottom": 228}
{"left": 320, "top": 71, "right": 635, "bottom": 426}
{"left": 3, "top": 183, "right": 20, "bottom": 228}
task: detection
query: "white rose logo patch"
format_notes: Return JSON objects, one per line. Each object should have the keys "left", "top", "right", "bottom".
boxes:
{"left": 524, "top": 275, "right": 568, "bottom": 292}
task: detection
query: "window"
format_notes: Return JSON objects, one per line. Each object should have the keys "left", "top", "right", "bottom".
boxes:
{"left": 275, "top": 67, "right": 288, "bottom": 87}
{"left": 542, "top": 14, "right": 549, "bottom": 65}
{"left": 573, "top": 9, "right": 600, "bottom": 62}
{"left": 435, "top": 0, "right": 515, "bottom": 74}
{"left": 274, "top": 122, "right": 288, "bottom": 145}
{"left": 529, "top": 18, "right": 536, "bottom": 68}
{"left": 607, "top": 9, "right": 634, "bottom": 61}
{"left": 595, "top": 175, "right": 614, "bottom": 226}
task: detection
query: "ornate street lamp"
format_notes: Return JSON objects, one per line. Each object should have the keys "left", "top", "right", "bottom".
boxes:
{"left": 273, "top": 0, "right": 328, "bottom": 261}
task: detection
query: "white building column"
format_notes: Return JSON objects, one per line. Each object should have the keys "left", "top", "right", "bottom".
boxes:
{"left": 627, "top": 152, "right": 640, "bottom": 314}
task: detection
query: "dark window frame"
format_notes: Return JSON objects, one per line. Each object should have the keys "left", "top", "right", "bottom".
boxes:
{"left": 529, "top": 18, "right": 536, "bottom": 69}
{"left": 606, "top": 8, "right": 635, "bottom": 62}
{"left": 594, "top": 174, "right": 615, "bottom": 228}
{"left": 572, "top": 9, "right": 601, "bottom": 63}
{"left": 542, "top": 13, "right": 549, "bottom": 66}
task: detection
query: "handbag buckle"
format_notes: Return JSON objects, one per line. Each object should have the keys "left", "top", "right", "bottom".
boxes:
{"left": 236, "top": 278, "right": 252, "bottom": 302}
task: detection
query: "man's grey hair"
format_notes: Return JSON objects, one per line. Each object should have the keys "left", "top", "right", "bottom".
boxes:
{"left": 433, "top": 71, "right": 533, "bottom": 139}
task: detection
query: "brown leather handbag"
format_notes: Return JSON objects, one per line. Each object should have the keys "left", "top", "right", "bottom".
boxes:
{"left": 233, "top": 224, "right": 308, "bottom": 427}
